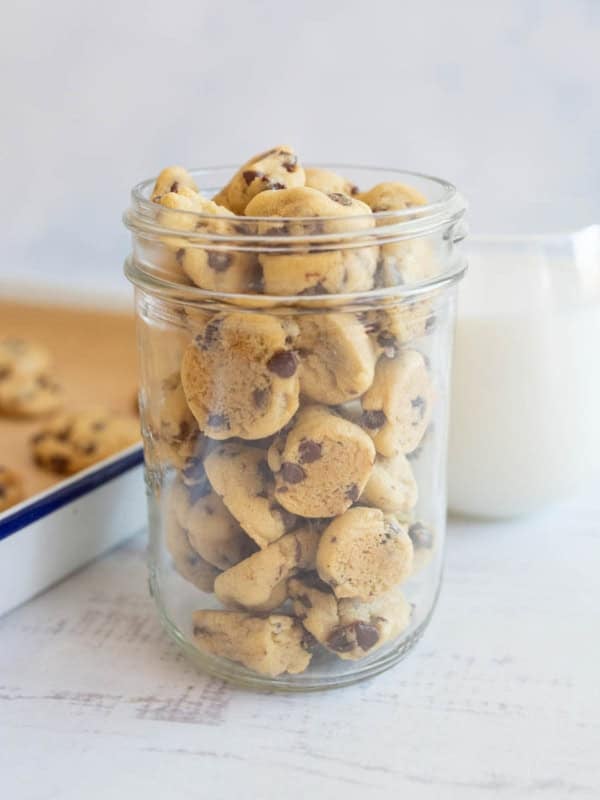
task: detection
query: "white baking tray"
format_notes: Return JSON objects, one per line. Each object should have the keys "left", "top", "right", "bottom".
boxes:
{"left": 0, "top": 443, "right": 145, "bottom": 615}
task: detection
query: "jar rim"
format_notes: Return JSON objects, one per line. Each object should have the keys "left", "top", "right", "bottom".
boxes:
{"left": 124, "top": 163, "right": 467, "bottom": 305}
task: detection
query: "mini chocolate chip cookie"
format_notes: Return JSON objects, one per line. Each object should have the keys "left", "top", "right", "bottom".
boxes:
{"left": 152, "top": 371, "right": 203, "bottom": 469}
{"left": 360, "top": 299, "right": 436, "bottom": 355}
{"left": 304, "top": 167, "right": 359, "bottom": 197}
{"left": 181, "top": 312, "right": 300, "bottom": 440}
{"left": 0, "top": 466, "right": 25, "bottom": 512}
{"left": 296, "top": 313, "right": 377, "bottom": 404}
{"left": 316, "top": 507, "right": 414, "bottom": 600}
{"left": 360, "top": 451, "right": 418, "bottom": 516}
{"left": 0, "top": 372, "right": 62, "bottom": 418}
{"left": 289, "top": 574, "right": 411, "bottom": 660}
{"left": 213, "top": 145, "right": 305, "bottom": 214}
{"left": 267, "top": 404, "right": 375, "bottom": 518}
{"left": 214, "top": 527, "right": 319, "bottom": 612}
{"left": 204, "top": 442, "right": 297, "bottom": 549}
{"left": 192, "top": 610, "right": 312, "bottom": 677}
{"left": 165, "top": 512, "right": 220, "bottom": 592}
{"left": 244, "top": 187, "right": 378, "bottom": 296}
{"left": 361, "top": 349, "right": 433, "bottom": 457}
{"left": 151, "top": 165, "right": 198, "bottom": 201}
{"left": 32, "top": 409, "right": 140, "bottom": 475}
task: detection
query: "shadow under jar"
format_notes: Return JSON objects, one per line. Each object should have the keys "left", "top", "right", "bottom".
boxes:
{"left": 124, "top": 165, "right": 467, "bottom": 691}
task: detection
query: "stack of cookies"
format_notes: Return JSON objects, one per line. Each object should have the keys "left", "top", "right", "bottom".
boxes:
{"left": 145, "top": 147, "right": 436, "bottom": 678}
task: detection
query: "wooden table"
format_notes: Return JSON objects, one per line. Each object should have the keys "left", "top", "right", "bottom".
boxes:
{"left": 1, "top": 489, "right": 599, "bottom": 799}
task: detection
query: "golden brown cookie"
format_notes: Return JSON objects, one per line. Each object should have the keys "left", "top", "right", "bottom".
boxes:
{"left": 289, "top": 574, "right": 411, "bottom": 660}
{"left": 361, "top": 349, "right": 433, "bottom": 457}
{"left": 316, "top": 507, "right": 414, "bottom": 600}
{"left": 304, "top": 167, "right": 358, "bottom": 196}
{"left": 181, "top": 313, "right": 300, "bottom": 440}
{"left": 204, "top": 442, "right": 297, "bottom": 549}
{"left": 214, "top": 527, "right": 319, "bottom": 611}
{"left": 267, "top": 405, "right": 375, "bottom": 518}
{"left": 0, "top": 372, "right": 62, "bottom": 418}
{"left": 214, "top": 145, "right": 305, "bottom": 214}
{"left": 32, "top": 409, "right": 140, "bottom": 475}
{"left": 360, "top": 451, "right": 418, "bottom": 516}
{"left": 192, "top": 610, "right": 312, "bottom": 676}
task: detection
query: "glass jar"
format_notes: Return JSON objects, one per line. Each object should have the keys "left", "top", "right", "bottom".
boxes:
{"left": 124, "top": 165, "right": 467, "bottom": 690}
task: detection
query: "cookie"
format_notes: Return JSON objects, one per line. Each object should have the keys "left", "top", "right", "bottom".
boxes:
{"left": 296, "top": 313, "right": 377, "bottom": 404}
{"left": 151, "top": 371, "right": 203, "bottom": 469}
{"left": 408, "top": 520, "right": 435, "bottom": 573}
{"left": 165, "top": 512, "right": 220, "bottom": 592}
{"left": 358, "top": 182, "right": 437, "bottom": 286}
{"left": 304, "top": 167, "right": 358, "bottom": 196}
{"left": 0, "top": 372, "right": 62, "bottom": 418}
{"left": 361, "top": 349, "right": 433, "bottom": 457}
{"left": 244, "top": 187, "right": 378, "bottom": 296}
{"left": 151, "top": 165, "right": 198, "bottom": 201}
{"left": 204, "top": 442, "right": 297, "bottom": 549}
{"left": 0, "top": 466, "right": 25, "bottom": 513}
{"left": 214, "top": 527, "right": 319, "bottom": 611}
{"left": 289, "top": 574, "right": 411, "bottom": 660}
{"left": 32, "top": 409, "right": 140, "bottom": 475}
{"left": 192, "top": 610, "right": 312, "bottom": 676}
{"left": 316, "top": 507, "right": 414, "bottom": 600}
{"left": 184, "top": 490, "right": 255, "bottom": 570}
{"left": 360, "top": 300, "right": 436, "bottom": 355}
{"left": 181, "top": 312, "right": 300, "bottom": 440}
{"left": 360, "top": 451, "right": 418, "bottom": 516}
{"left": 214, "top": 145, "right": 305, "bottom": 214}
{"left": 0, "top": 338, "right": 51, "bottom": 379}
{"left": 267, "top": 404, "right": 375, "bottom": 518}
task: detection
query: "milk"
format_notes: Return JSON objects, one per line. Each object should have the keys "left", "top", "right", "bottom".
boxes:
{"left": 448, "top": 230, "right": 600, "bottom": 518}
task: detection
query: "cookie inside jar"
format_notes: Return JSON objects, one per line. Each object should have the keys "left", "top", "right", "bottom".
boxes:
{"left": 125, "top": 154, "right": 466, "bottom": 688}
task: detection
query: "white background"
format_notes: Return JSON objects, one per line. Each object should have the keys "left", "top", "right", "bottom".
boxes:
{"left": 1, "top": 0, "right": 599, "bottom": 294}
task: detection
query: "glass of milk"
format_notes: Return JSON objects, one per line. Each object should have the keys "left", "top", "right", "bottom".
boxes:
{"left": 448, "top": 226, "right": 600, "bottom": 518}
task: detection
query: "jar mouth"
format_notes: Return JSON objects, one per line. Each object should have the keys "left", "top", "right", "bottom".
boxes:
{"left": 125, "top": 164, "right": 466, "bottom": 244}
{"left": 124, "top": 164, "right": 467, "bottom": 305}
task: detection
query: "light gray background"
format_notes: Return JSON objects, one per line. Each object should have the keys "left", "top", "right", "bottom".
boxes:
{"left": 1, "top": 0, "right": 598, "bottom": 294}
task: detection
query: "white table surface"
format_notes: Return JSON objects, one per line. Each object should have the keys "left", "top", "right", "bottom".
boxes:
{"left": 1, "top": 491, "right": 599, "bottom": 800}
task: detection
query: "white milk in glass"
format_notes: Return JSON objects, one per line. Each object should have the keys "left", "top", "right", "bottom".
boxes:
{"left": 448, "top": 229, "right": 600, "bottom": 518}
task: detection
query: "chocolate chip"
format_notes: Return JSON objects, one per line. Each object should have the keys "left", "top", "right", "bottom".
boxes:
{"left": 362, "top": 409, "right": 386, "bottom": 429}
{"left": 243, "top": 170, "right": 260, "bottom": 185}
{"left": 31, "top": 432, "right": 47, "bottom": 444}
{"left": 354, "top": 622, "right": 380, "bottom": 651}
{"left": 276, "top": 485, "right": 288, "bottom": 493}
{"left": 81, "top": 443, "right": 96, "bottom": 455}
{"left": 49, "top": 455, "right": 70, "bottom": 474}
{"left": 425, "top": 315, "right": 436, "bottom": 331}
{"left": 409, "top": 522, "right": 434, "bottom": 550}
{"left": 298, "top": 439, "right": 322, "bottom": 464}
{"left": 202, "top": 318, "right": 223, "bottom": 349}
{"left": 350, "top": 184, "right": 360, "bottom": 196}
{"left": 176, "top": 420, "right": 191, "bottom": 443}
{"left": 266, "top": 180, "right": 285, "bottom": 190}
{"left": 328, "top": 192, "right": 353, "bottom": 206}
{"left": 0, "top": 367, "right": 10, "bottom": 380}
{"left": 280, "top": 462, "right": 305, "bottom": 484}
{"left": 264, "top": 224, "right": 289, "bottom": 236}
{"left": 411, "top": 396, "right": 426, "bottom": 419}
{"left": 175, "top": 248, "right": 185, "bottom": 265}
{"left": 377, "top": 331, "right": 398, "bottom": 358}
{"left": 283, "top": 156, "right": 298, "bottom": 172}
{"left": 55, "top": 426, "right": 71, "bottom": 442}
{"left": 327, "top": 626, "right": 355, "bottom": 653}
{"left": 170, "top": 181, "right": 180, "bottom": 193}
{"left": 266, "top": 350, "right": 297, "bottom": 378}
{"left": 207, "top": 413, "right": 229, "bottom": 428}
{"left": 207, "top": 251, "right": 233, "bottom": 272}
{"left": 362, "top": 320, "right": 381, "bottom": 335}
{"left": 182, "top": 457, "right": 205, "bottom": 483}
{"left": 92, "top": 421, "right": 106, "bottom": 432}
{"left": 345, "top": 484, "right": 359, "bottom": 503}
{"left": 299, "top": 281, "right": 328, "bottom": 296}
{"left": 304, "top": 219, "right": 325, "bottom": 235}
{"left": 252, "top": 387, "right": 269, "bottom": 409}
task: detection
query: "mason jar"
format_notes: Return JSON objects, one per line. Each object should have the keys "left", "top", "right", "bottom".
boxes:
{"left": 124, "top": 164, "right": 467, "bottom": 690}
